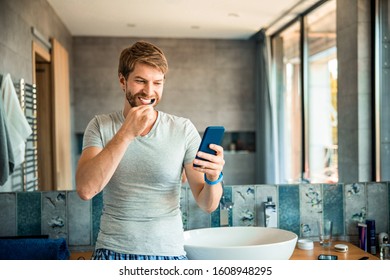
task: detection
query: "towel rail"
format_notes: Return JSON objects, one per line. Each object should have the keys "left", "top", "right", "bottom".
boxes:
{"left": 11, "top": 79, "right": 38, "bottom": 191}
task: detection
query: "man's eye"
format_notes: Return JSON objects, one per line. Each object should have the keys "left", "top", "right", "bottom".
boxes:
{"left": 136, "top": 80, "right": 145, "bottom": 84}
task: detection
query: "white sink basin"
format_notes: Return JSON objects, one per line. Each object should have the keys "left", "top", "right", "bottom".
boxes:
{"left": 183, "top": 226, "right": 298, "bottom": 260}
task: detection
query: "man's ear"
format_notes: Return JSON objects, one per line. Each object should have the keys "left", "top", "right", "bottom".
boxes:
{"left": 119, "top": 73, "right": 126, "bottom": 90}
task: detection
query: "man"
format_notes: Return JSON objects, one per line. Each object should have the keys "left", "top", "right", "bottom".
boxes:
{"left": 76, "top": 41, "right": 224, "bottom": 260}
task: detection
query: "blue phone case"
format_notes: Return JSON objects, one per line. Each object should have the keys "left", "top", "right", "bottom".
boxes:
{"left": 193, "top": 126, "right": 225, "bottom": 167}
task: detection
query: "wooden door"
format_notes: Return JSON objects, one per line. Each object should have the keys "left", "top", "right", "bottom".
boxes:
{"left": 33, "top": 41, "right": 55, "bottom": 190}
{"left": 51, "top": 39, "right": 72, "bottom": 190}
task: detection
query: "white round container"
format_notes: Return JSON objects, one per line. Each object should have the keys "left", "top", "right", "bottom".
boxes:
{"left": 297, "top": 239, "right": 314, "bottom": 250}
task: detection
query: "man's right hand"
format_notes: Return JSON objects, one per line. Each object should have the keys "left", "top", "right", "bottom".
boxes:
{"left": 121, "top": 105, "right": 156, "bottom": 139}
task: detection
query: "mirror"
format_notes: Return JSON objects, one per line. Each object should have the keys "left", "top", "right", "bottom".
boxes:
{"left": 1, "top": 0, "right": 389, "bottom": 193}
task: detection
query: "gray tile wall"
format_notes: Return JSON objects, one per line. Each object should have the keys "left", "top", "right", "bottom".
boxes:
{"left": 223, "top": 152, "right": 256, "bottom": 184}
{"left": 72, "top": 37, "right": 257, "bottom": 134}
{"left": 41, "top": 192, "right": 67, "bottom": 239}
{"left": 68, "top": 191, "right": 91, "bottom": 246}
{"left": 0, "top": 193, "right": 17, "bottom": 236}
{"left": 17, "top": 192, "right": 41, "bottom": 236}
{"left": 337, "top": 0, "right": 373, "bottom": 182}
{"left": 0, "top": 0, "right": 72, "bottom": 84}
{"left": 0, "top": 0, "right": 74, "bottom": 190}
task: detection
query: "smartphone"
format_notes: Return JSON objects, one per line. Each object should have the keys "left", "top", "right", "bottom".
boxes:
{"left": 318, "top": 254, "right": 338, "bottom": 260}
{"left": 193, "top": 126, "right": 225, "bottom": 168}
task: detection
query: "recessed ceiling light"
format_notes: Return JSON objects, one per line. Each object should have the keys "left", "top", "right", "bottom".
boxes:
{"left": 228, "top": 13, "right": 239, "bottom": 18}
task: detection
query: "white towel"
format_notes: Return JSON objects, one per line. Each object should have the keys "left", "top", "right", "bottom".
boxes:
{"left": 0, "top": 74, "right": 32, "bottom": 167}
{"left": 0, "top": 96, "right": 15, "bottom": 185}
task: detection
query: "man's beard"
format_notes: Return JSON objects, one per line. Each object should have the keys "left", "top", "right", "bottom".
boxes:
{"left": 125, "top": 89, "right": 157, "bottom": 107}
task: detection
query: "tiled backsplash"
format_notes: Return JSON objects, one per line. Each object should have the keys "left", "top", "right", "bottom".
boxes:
{"left": 0, "top": 182, "right": 389, "bottom": 251}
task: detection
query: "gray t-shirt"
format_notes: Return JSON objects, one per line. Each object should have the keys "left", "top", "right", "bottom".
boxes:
{"left": 82, "top": 110, "right": 200, "bottom": 256}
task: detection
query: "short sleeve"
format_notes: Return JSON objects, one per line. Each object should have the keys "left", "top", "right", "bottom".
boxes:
{"left": 183, "top": 120, "right": 201, "bottom": 165}
{"left": 82, "top": 117, "right": 103, "bottom": 150}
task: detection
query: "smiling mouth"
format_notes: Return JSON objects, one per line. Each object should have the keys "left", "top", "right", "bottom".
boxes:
{"left": 139, "top": 97, "right": 156, "bottom": 105}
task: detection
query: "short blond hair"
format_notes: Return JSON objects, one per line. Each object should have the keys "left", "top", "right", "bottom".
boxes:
{"left": 118, "top": 41, "right": 168, "bottom": 79}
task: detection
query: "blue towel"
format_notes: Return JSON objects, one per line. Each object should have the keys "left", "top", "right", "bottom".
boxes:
{"left": 0, "top": 238, "right": 70, "bottom": 260}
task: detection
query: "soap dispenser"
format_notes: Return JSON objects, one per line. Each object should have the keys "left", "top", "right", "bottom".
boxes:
{"left": 264, "top": 196, "right": 277, "bottom": 228}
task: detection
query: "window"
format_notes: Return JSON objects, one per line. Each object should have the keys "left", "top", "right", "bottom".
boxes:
{"left": 306, "top": 1, "right": 337, "bottom": 183}
{"left": 376, "top": 0, "right": 390, "bottom": 180}
{"left": 272, "top": 22, "right": 302, "bottom": 183}
{"left": 271, "top": 0, "right": 337, "bottom": 183}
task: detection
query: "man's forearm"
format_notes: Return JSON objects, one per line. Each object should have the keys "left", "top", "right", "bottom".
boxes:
{"left": 76, "top": 133, "right": 133, "bottom": 200}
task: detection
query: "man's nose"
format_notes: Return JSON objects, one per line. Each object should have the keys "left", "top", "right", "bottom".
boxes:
{"left": 143, "top": 82, "right": 154, "bottom": 94}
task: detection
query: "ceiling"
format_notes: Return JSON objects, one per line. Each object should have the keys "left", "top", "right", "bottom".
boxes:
{"left": 46, "top": 0, "right": 320, "bottom": 40}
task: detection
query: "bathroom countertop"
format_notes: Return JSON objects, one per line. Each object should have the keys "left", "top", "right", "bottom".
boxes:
{"left": 290, "top": 241, "right": 379, "bottom": 260}
{"left": 69, "top": 241, "right": 379, "bottom": 260}
{"left": 69, "top": 250, "right": 93, "bottom": 260}
{"left": 68, "top": 246, "right": 94, "bottom": 260}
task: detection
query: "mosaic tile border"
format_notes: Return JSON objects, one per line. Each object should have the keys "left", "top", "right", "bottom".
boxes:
{"left": 0, "top": 182, "right": 389, "bottom": 249}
